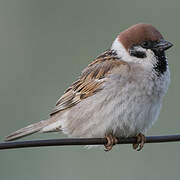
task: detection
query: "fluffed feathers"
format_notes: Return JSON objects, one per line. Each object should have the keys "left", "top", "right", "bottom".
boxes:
{"left": 50, "top": 50, "right": 128, "bottom": 116}
{"left": 5, "top": 50, "right": 129, "bottom": 141}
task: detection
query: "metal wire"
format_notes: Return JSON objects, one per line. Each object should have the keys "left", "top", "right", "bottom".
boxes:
{"left": 1, "top": 134, "right": 180, "bottom": 150}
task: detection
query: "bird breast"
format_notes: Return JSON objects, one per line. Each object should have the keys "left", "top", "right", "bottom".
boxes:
{"left": 60, "top": 66, "right": 170, "bottom": 138}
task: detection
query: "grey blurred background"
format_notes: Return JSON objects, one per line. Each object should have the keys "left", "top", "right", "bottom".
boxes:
{"left": 0, "top": 0, "right": 179, "bottom": 180}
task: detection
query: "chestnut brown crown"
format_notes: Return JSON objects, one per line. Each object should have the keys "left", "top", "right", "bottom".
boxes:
{"left": 118, "top": 23, "right": 163, "bottom": 50}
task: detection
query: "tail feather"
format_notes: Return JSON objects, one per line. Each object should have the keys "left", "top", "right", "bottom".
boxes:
{"left": 5, "top": 119, "right": 53, "bottom": 141}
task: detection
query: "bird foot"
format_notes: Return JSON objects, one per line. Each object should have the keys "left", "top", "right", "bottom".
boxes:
{"left": 104, "top": 134, "right": 118, "bottom": 152}
{"left": 133, "top": 133, "right": 146, "bottom": 151}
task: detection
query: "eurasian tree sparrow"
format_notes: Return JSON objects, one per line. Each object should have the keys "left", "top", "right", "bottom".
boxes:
{"left": 5, "top": 23, "right": 173, "bottom": 151}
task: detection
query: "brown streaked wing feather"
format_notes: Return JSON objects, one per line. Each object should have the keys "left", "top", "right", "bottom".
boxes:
{"left": 50, "top": 50, "right": 129, "bottom": 116}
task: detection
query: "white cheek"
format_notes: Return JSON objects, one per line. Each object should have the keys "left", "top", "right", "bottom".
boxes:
{"left": 111, "top": 38, "right": 146, "bottom": 63}
{"left": 111, "top": 38, "right": 131, "bottom": 61}
{"left": 111, "top": 38, "right": 156, "bottom": 72}
{"left": 141, "top": 49, "right": 158, "bottom": 73}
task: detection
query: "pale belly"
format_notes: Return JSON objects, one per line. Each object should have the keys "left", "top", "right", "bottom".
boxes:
{"left": 60, "top": 81, "right": 162, "bottom": 138}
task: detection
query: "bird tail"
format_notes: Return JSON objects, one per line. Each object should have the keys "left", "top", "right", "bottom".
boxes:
{"left": 5, "top": 119, "right": 54, "bottom": 141}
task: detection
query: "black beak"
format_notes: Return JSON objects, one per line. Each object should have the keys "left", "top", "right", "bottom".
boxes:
{"left": 153, "top": 39, "right": 173, "bottom": 52}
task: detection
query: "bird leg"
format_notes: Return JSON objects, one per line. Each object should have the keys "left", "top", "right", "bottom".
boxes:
{"left": 133, "top": 133, "right": 146, "bottom": 151}
{"left": 104, "top": 134, "right": 118, "bottom": 152}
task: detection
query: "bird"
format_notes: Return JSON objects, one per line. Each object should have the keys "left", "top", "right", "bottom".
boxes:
{"left": 5, "top": 23, "right": 173, "bottom": 151}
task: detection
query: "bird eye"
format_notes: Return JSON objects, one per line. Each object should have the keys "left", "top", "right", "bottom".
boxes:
{"left": 141, "top": 41, "right": 152, "bottom": 48}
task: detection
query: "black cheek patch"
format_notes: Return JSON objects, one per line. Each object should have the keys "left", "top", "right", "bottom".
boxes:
{"left": 129, "top": 49, "right": 146, "bottom": 58}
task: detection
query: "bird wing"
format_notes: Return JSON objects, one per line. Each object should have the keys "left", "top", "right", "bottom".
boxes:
{"left": 5, "top": 50, "right": 130, "bottom": 141}
{"left": 50, "top": 50, "right": 130, "bottom": 116}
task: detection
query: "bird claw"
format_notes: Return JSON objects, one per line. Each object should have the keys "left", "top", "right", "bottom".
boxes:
{"left": 133, "top": 133, "right": 146, "bottom": 151}
{"left": 104, "top": 134, "right": 118, "bottom": 152}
